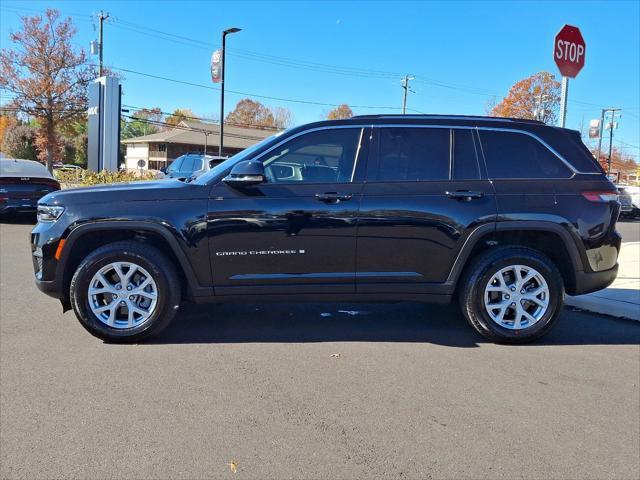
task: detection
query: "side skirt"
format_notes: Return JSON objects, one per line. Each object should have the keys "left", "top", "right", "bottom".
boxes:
{"left": 190, "top": 292, "right": 453, "bottom": 305}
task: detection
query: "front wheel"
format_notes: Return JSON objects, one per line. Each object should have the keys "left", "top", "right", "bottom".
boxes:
{"left": 70, "top": 241, "right": 181, "bottom": 343}
{"left": 458, "top": 247, "right": 564, "bottom": 344}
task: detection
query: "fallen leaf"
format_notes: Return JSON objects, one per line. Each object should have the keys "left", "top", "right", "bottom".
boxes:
{"left": 229, "top": 461, "right": 238, "bottom": 473}
{"left": 330, "top": 353, "right": 340, "bottom": 358}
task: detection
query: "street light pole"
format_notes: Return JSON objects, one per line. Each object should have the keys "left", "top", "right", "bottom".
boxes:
{"left": 219, "top": 27, "right": 241, "bottom": 157}
{"left": 98, "top": 11, "right": 109, "bottom": 77}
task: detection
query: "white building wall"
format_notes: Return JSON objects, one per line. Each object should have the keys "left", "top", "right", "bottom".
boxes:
{"left": 124, "top": 144, "right": 150, "bottom": 171}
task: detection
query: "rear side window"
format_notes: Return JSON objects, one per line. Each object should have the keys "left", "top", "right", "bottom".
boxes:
{"left": 375, "top": 127, "right": 449, "bottom": 181}
{"left": 479, "top": 131, "right": 572, "bottom": 179}
{"left": 452, "top": 129, "right": 480, "bottom": 180}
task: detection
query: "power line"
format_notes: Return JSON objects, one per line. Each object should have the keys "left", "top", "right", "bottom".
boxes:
{"left": 122, "top": 104, "right": 282, "bottom": 131}
{"left": 1, "top": 4, "right": 636, "bottom": 118}
{"left": 110, "top": 65, "right": 409, "bottom": 111}
{"left": 121, "top": 114, "right": 269, "bottom": 141}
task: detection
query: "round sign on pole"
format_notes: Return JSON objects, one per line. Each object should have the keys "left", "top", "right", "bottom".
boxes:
{"left": 553, "top": 24, "right": 586, "bottom": 78}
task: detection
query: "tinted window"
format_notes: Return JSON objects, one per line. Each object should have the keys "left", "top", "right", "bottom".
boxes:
{"left": 479, "top": 131, "right": 572, "bottom": 179}
{"left": 452, "top": 129, "right": 480, "bottom": 180}
{"left": 180, "top": 156, "right": 196, "bottom": 173}
{"left": 262, "top": 128, "right": 361, "bottom": 183}
{"left": 375, "top": 127, "right": 449, "bottom": 181}
{"left": 167, "top": 156, "right": 184, "bottom": 173}
{"left": 191, "top": 158, "right": 204, "bottom": 171}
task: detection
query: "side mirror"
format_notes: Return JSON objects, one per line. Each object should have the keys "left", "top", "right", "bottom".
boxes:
{"left": 159, "top": 166, "right": 167, "bottom": 174}
{"left": 223, "top": 160, "right": 265, "bottom": 186}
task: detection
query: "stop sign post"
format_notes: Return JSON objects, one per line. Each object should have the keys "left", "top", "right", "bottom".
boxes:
{"left": 553, "top": 24, "right": 586, "bottom": 127}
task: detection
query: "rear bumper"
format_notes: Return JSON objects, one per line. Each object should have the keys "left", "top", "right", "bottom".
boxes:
{"left": 0, "top": 198, "right": 38, "bottom": 213}
{"left": 571, "top": 263, "right": 619, "bottom": 296}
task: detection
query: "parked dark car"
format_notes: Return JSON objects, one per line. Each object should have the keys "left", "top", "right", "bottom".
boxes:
{"left": 31, "top": 115, "right": 621, "bottom": 344}
{"left": 1, "top": 159, "right": 60, "bottom": 215}
{"left": 161, "top": 153, "right": 226, "bottom": 180}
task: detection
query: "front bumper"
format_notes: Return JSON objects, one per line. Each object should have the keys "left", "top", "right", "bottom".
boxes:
{"left": 34, "top": 277, "right": 61, "bottom": 298}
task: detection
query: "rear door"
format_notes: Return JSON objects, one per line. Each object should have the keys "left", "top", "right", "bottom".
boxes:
{"left": 356, "top": 126, "right": 497, "bottom": 292}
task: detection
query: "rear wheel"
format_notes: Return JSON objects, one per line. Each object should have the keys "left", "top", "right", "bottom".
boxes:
{"left": 70, "top": 241, "right": 181, "bottom": 342}
{"left": 458, "top": 246, "right": 564, "bottom": 344}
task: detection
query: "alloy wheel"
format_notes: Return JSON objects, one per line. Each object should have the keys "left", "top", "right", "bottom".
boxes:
{"left": 87, "top": 261, "right": 158, "bottom": 329}
{"left": 483, "top": 264, "right": 550, "bottom": 330}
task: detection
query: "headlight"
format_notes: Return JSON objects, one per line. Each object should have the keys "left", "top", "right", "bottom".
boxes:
{"left": 37, "top": 205, "right": 65, "bottom": 222}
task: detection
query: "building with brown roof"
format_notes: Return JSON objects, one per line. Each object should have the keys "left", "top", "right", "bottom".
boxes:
{"left": 121, "top": 120, "right": 278, "bottom": 171}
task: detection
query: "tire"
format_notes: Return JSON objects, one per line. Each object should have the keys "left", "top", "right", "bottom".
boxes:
{"left": 458, "top": 246, "right": 564, "bottom": 344}
{"left": 70, "top": 241, "right": 181, "bottom": 343}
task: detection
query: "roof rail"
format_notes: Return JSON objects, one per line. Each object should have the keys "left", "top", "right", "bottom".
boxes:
{"left": 350, "top": 114, "right": 545, "bottom": 125}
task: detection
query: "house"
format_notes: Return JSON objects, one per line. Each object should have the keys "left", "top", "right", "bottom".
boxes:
{"left": 121, "top": 120, "right": 278, "bottom": 171}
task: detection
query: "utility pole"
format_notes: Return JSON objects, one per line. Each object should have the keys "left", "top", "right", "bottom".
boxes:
{"left": 559, "top": 76, "right": 569, "bottom": 127}
{"left": 596, "top": 108, "right": 606, "bottom": 163}
{"left": 401, "top": 75, "right": 414, "bottom": 115}
{"left": 98, "top": 11, "right": 109, "bottom": 77}
{"left": 604, "top": 108, "right": 622, "bottom": 177}
{"left": 534, "top": 93, "right": 550, "bottom": 122}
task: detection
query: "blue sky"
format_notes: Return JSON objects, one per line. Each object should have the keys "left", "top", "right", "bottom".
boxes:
{"left": 1, "top": 0, "right": 639, "bottom": 160}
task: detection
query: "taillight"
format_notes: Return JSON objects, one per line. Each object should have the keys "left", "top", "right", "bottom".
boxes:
{"left": 581, "top": 191, "right": 619, "bottom": 202}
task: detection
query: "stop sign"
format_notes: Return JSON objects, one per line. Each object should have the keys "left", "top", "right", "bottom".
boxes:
{"left": 554, "top": 24, "right": 586, "bottom": 78}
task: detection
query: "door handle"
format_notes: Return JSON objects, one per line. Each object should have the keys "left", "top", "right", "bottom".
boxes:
{"left": 315, "top": 192, "right": 353, "bottom": 203}
{"left": 446, "top": 190, "right": 484, "bottom": 201}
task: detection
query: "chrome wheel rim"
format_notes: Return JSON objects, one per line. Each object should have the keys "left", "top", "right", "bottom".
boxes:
{"left": 483, "top": 264, "right": 550, "bottom": 330}
{"left": 88, "top": 262, "right": 158, "bottom": 329}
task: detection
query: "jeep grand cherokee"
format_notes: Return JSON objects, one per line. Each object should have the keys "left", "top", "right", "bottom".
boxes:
{"left": 32, "top": 115, "right": 621, "bottom": 343}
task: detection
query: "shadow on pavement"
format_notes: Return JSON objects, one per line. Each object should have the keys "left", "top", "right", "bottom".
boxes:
{"left": 151, "top": 302, "right": 640, "bottom": 347}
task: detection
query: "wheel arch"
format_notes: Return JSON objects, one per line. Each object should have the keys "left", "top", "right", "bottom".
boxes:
{"left": 57, "top": 221, "right": 207, "bottom": 304}
{"left": 448, "top": 221, "right": 583, "bottom": 295}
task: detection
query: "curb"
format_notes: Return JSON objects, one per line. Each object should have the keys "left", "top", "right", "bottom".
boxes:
{"left": 565, "top": 294, "right": 640, "bottom": 322}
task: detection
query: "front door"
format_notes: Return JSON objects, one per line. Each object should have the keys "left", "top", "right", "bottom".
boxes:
{"left": 356, "top": 126, "right": 497, "bottom": 293}
{"left": 207, "top": 127, "right": 369, "bottom": 295}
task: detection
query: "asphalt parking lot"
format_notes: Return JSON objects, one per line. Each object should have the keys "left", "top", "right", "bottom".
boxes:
{"left": 1, "top": 218, "right": 639, "bottom": 479}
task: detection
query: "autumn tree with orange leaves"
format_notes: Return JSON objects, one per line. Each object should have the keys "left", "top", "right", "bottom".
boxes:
{"left": 0, "top": 9, "right": 93, "bottom": 171}
{"left": 489, "top": 72, "right": 561, "bottom": 124}
{"left": 226, "top": 99, "right": 292, "bottom": 129}
{"left": 327, "top": 104, "right": 354, "bottom": 120}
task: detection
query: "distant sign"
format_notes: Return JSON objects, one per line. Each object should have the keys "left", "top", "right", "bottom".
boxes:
{"left": 211, "top": 49, "right": 222, "bottom": 83}
{"left": 588, "top": 119, "right": 600, "bottom": 139}
{"left": 554, "top": 24, "right": 586, "bottom": 78}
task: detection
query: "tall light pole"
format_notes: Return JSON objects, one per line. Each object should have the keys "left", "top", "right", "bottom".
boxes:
{"left": 98, "top": 11, "right": 109, "bottom": 77}
{"left": 219, "top": 27, "right": 241, "bottom": 157}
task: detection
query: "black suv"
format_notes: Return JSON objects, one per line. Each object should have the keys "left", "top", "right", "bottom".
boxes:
{"left": 32, "top": 115, "right": 621, "bottom": 343}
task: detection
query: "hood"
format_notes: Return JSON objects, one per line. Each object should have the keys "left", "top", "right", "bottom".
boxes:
{"left": 39, "top": 179, "right": 208, "bottom": 206}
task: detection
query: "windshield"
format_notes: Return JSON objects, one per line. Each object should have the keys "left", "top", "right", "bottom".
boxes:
{"left": 193, "top": 133, "right": 281, "bottom": 185}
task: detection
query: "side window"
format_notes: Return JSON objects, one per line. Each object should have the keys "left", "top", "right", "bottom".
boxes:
{"left": 192, "top": 158, "right": 204, "bottom": 171}
{"left": 375, "top": 127, "right": 449, "bottom": 182}
{"left": 452, "top": 129, "right": 480, "bottom": 180}
{"left": 167, "top": 156, "right": 184, "bottom": 173}
{"left": 479, "top": 131, "right": 572, "bottom": 179}
{"left": 180, "top": 156, "right": 196, "bottom": 173}
{"left": 262, "top": 128, "right": 361, "bottom": 183}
